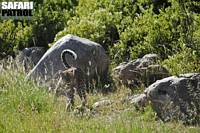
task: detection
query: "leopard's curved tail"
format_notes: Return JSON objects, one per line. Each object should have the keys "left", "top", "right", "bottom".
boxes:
{"left": 61, "top": 49, "right": 77, "bottom": 68}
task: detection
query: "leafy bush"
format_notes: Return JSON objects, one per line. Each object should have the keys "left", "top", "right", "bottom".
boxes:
{"left": 31, "top": 0, "right": 77, "bottom": 48}
{"left": 0, "top": 20, "right": 33, "bottom": 58}
{"left": 55, "top": 0, "right": 123, "bottom": 51}
{"left": 162, "top": 47, "right": 200, "bottom": 75}
{"left": 0, "top": 0, "right": 77, "bottom": 58}
{"left": 0, "top": 0, "right": 200, "bottom": 72}
{"left": 110, "top": 0, "right": 200, "bottom": 66}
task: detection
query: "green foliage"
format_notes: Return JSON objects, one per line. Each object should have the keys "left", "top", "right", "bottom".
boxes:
{"left": 119, "top": 0, "right": 193, "bottom": 59}
{"left": 193, "top": 14, "right": 200, "bottom": 56}
{"left": 104, "top": 0, "right": 200, "bottom": 74}
{"left": 31, "top": 0, "right": 77, "bottom": 48}
{"left": 0, "top": 0, "right": 200, "bottom": 73}
{"left": 53, "top": 0, "right": 200, "bottom": 68}
{"left": 0, "top": 20, "right": 33, "bottom": 58}
{"left": 162, "top": 47, "right": 200, "bottom": 75}
{"left": 0, "top": 0, "right": 77, "bottom": 58}
{"left": 109, "top": 42, "right": 128, "bottom": 65}
{"left": 55, "top": 0, "right": 124, "bottom": 50}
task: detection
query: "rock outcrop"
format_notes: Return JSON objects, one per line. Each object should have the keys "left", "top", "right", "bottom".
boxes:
{"left": 113, "top": 54, "right": 170, "bottom": 91}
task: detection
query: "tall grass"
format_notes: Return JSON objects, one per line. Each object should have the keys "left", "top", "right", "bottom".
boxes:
{"left": 0, "top": 59, "right": 200, "bottom": 133}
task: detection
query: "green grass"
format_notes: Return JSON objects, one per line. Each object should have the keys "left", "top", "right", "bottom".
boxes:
{"left": 0, "top": 63, "right": 200, "bottom": 133}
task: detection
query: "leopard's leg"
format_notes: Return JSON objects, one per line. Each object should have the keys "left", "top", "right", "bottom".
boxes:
{"left": 77, "top": 85, "right": 87, "bottom": 108}
{"left": 65, "top": 87, "right": 75, "bottom": 111}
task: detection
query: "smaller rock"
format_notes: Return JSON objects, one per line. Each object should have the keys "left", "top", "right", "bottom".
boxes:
{"left": 92, "top": 99, "right": 113, "bottom": 109}
{"left": 16, "top": 47, "right": 46, "bottom": 72}
{"left": 113, "top": 54, "right": 170, "bottom": 91}
{"left": 130, "top": 94, "right": 147, "bottom": 107}
{"left": 125, "top": 94, "right": 148, "bottom": 110}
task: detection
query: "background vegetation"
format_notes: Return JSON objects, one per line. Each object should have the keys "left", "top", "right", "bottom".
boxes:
{"left": 1, "top": 0, "right": 200, "bottom": 74}
{"left": 1, "top": 0, "right": 200, "bottom": 132}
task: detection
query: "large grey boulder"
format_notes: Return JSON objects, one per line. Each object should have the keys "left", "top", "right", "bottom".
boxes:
{"left": 27, "top": 35, "right": 109, "bottom": 89}
{"left": 113, "top": 54, "right": 170, "bottom": 91}
{"left": 145, "top": 73, "right": 200, "bottom": 125}
{"left": 16, "top": 47, "right": 47, "bottom": 72}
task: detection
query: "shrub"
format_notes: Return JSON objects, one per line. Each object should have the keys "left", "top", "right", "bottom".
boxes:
{"left": 162, "top": 47, "right": 200, "bottom": 75}
{"left": 110, "top": 0, "right": 200, "bottom": 64}
{"left": 54, "top": 1, "right": 122, "bottom": 51}
{"left": 0, "top": 20, "right": 33, "bottom": 58}
{"left": 0, "top": 0, "right": 77, "bottom": 58}
{"left": 31, "top": 0, "right": 77, "bottom": 48}
{"left": 1, "top": 0, "right": 200, "bottom": 71}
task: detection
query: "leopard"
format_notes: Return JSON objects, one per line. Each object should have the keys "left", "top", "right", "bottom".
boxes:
{"left": 56, "top": 49, "right": 87, "bottom": 111}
